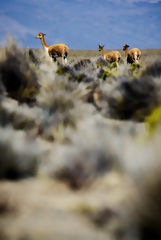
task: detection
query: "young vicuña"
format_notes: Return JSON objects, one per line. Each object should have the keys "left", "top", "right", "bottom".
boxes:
{"left": 123, "top": 44, "right": 141, "bottom": 64}
{"left": 98, "top": 45, "right": 121, "bottom": 65}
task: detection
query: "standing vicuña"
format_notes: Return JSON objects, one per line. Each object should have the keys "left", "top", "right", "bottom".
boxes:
{"left": 98, "top": 45, "right": 121, "bottom": 65}
{"left": 123, "top": 44, "right": 141, "bottom": 64}
{"left": 36, "top": 32, "right": 69, "bottom": 64}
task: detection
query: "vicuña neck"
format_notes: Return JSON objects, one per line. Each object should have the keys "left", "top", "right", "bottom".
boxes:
{"left": 41, "top": 36, "right": 49, "bottom": 48}
{"left": 125, "top": 47, "right": 128, "bottom": 56}
{"left": 100, "top": 49, "right": 105, "bottom": 56}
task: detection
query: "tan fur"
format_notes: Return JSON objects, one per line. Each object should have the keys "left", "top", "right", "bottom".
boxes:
{"left": 36, "top": 32, "right": 69, "bottom": 63}
{"left": 98, "top": 45, "right": 121, "bottom": 63}
{"left": 110, "top": 50, "right": 121, "bottom": 62}
{"left": 123, "top": 44, "right": 141, "bottom": 63}
{"left": 48, "top": 44, "right": 68, "bottom": 57}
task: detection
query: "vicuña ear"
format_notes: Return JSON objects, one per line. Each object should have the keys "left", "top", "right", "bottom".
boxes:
{"left": 43, "top": 33, "right": 46, "bottom": 36}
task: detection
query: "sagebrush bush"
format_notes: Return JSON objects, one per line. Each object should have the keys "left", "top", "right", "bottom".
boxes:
{"left": 0, "top": 37, "right": 39, "bottom": 103}
{"left": 0, "top": 127, "right": 40, "bottom": 179}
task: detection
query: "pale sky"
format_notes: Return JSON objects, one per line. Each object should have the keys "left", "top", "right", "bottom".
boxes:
{"left": 0, "top": 0, "right": 161, "bottom": 49}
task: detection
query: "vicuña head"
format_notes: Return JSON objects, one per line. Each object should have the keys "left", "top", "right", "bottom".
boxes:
{"left": 36, "top": 32, "right": 46, "bottom": 39}
{"left": 98, "top": 45, "right": 104, "bottom": 51}
{"left": 36, "top": 32, "right": 69, "bottom": 64}
{"left": 123, "top": 44, "right": 129, "bottom": 51}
